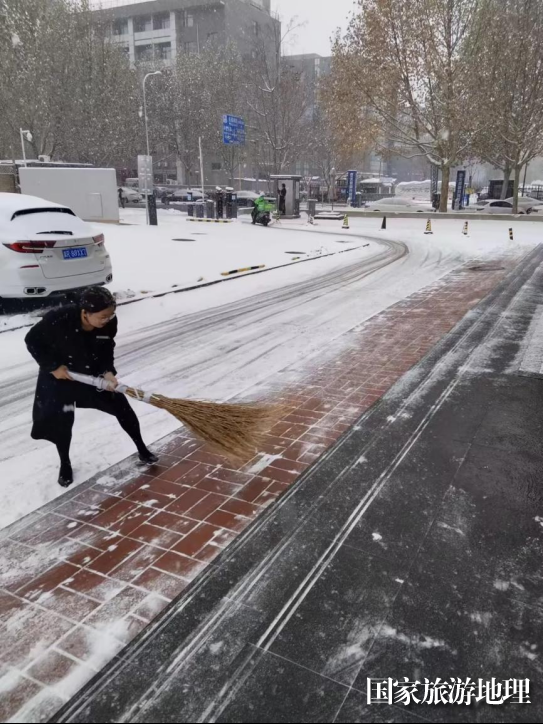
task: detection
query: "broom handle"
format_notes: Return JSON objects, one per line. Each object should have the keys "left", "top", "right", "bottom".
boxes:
{"left": 67, "top": 371, "right": 116, "bottom": 391}
{"left": 67, "top": 370, "right": 154, "bottom": 404}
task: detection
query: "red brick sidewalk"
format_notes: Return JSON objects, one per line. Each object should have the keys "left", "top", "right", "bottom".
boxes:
{"left": 0, "top": 257, "right": 520, "bottom": 722}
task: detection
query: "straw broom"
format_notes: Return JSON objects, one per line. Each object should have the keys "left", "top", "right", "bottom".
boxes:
{"left": 68, "top": 371, "right": 281, "bottom": 463}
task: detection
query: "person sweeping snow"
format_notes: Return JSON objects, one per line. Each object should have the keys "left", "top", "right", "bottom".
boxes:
{"left": 25, "top": 287, "right": 158, "bottom": 488}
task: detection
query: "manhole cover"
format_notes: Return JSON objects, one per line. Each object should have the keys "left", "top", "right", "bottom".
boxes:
{"left": 172, "top": 238, "right": 195, "bottom": 242}
{"left": 468, "top": 264, "right": 505, "bottom": 272}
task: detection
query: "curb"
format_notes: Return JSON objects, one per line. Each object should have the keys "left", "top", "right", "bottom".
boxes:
{"left": 187, "top": 218, "right": 233, "bottom": 223}
{"left": 0, "top": 242, "right": 369, "bottom": 335}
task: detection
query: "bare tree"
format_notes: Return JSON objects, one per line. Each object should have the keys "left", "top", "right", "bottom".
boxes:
{"left": 245, "top": 20, "right": 312, "bottom": 178}
{"left": 0, "top": 0, "right": 140, "bottom": 165}
{"left": 472, "top": 0, "right": 543, "bottom": 211}
{"left": 149, "top": 43, "right": 246, "bottom": 186}
{"left": 328, "top": 0, "right": 485, "bottom": 211}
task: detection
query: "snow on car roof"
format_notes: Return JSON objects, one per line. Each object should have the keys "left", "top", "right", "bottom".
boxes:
{"left": 0, "top": 192, "right": 69, "bottom": 223}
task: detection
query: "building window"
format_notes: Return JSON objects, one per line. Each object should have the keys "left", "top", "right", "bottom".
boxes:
{"left": 156, "top": 42, "right": 171, "bottom": 60}
{"left": 253, "top": 21, "right": 259, "bottom": 36}
{"left": 211, "top": 162, "right": 222, "bottom": 170}
{"left": 182, "top": 11, "right": 194, "bottom": 27}
{"left": 153, "top": 13, "right": 170, "bottom": 31}
{"left": 112, "top": 19, "right": 128, "bottom": 36}
{"left": 207, "top": 32, "right": 218, "bottom": 43}
{"left": 134, "top": 15, "right": 152, "bottom": 33}
{"left": 135, "top": 44, "right": 153, "bottom": 62}
{"left": 184, "top": 41, "right": 198, "bottom": 55}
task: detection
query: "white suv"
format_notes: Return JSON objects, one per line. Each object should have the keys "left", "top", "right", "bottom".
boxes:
{"left": 0, "top": 193, "right": 112, "bottom": 303}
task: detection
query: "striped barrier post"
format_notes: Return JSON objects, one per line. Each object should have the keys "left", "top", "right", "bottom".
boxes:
{"left": 221, "top": 265, "right": 266, "bottom": 276}
{"left": 187, "top": 218, "right": 233, "bottom": 223}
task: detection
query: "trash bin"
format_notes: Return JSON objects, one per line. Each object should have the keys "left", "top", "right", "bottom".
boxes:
{"left": 195, "top": 202, "right": 204, "bottom": 219}
{"left": 206, "top": 200, "right": 215, "bottom": 219}
{"left": 187, "top": 203, "right": 194, "bottom": 217}
{"left": 225, "top": 189, "right": 237, "bottom": 219}
{"left": 307, "top": 199, "right": 317, "bottom": 217}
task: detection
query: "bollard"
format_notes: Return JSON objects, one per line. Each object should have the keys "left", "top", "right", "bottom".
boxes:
{"left": 187, "top": 203, "right": 194, "bottom": 217}
{"left": 148, "top": 194, "right": 158, "bottom": 226}
{"left": 342, "top": 214, "right": 350, "bottom": 229}
{"left": 462, "top": 221, "right": 468, "bottom": 236}
{"left": 509, "top": 227, "right": 514, "bottom": 241}
{"left": 424, "top": 219, "right": 433, "bottom": 234}
{"left": 195, "top": 202, "right": 204, "bottom": 219}
{"left": 206, "top": 200, "right": 215, "bottom": 219}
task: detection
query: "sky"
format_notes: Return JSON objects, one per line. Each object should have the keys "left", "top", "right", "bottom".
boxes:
{"left": 272, "top": 0, "right": 355, "bottom": 56}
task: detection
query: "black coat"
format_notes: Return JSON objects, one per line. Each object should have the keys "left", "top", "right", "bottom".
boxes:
{"left": 25, "top": 306, "right": 119, "bottom": 442}
{"left": 25, "top": 305, "right": 117, "bottom": 377}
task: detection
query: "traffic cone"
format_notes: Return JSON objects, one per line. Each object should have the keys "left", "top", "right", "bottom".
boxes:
{"left": 424, "top": 219, "right": 433, "bottom": 234}
{"left": 509, "top": 227, "right": 514, "bottom": 241}
{"left": 462, "top": 221, "right": 468, "bottom": 235}
{"left": 342, "top": 214, "right": 350, "bottom": 229}
{"left": 381, "top": 216, "right": 387, "bottom": 230}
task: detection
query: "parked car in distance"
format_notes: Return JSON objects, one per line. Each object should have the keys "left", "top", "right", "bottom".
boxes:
{"left": 236, "top": 190, "right": 260, "bottom": 207}
{"left": 473, "top": 200, "right": 528, "bottom": 214}
{"left": 0, "top": 193, "right": 112, "bottom": 304}
{"left": 504, "top": 196, "right": 543, "bottom": 212}
{"left": 366, "top": 197, "right": 433, "bottom": 213}
{"left": 161, "top": 188, "right": 208, "bottom": 202}
{"left": 119, "top": 187, "right": 142, "bottom": 204}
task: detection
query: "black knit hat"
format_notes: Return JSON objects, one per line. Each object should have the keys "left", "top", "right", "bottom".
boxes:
{"left": 79, "top": 286, "right": 116, "bottom": 313}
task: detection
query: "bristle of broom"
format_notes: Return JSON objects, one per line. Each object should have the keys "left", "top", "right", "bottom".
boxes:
{"left": 125, "top": 388, "right": 284, "bottom": 464}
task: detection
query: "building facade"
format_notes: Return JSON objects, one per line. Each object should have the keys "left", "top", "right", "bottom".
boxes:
{"left": 101, "top": 0, "right": 276, "bottom": 67}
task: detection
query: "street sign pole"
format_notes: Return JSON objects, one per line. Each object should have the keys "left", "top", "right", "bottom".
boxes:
{"left": 138, "top": 154, "right": 155, "bottom": 225}
{"left": 199, "top": 136, "right": 205, "bottom": 204}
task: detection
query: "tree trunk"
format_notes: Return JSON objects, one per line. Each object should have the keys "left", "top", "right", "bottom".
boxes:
{"left": 513, "top": 165, "right": 521, "bottom": 215}
{"left": 500, "top": 165, "right": 511, "bottom": 199}
{"left": 439, "top": 164, "right": 450, "bottom": 212}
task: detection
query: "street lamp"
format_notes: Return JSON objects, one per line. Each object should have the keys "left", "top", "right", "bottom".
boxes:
{"left": 142, "top": 70, "right": 162, "bottom": 224}
{"left": 19, "top": 129, "right": 32, "bottom": 167}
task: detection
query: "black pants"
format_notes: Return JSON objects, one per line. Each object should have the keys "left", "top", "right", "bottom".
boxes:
{"left": 32, "top": 373, "right": 146, "bottom": 461}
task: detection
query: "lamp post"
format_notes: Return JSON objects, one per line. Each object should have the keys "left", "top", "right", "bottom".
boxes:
{"left": 142, "top": 70, "right": 162, "bottom": 224}
{"left": 19, "top": 129, "right": 32, "bottom": 167}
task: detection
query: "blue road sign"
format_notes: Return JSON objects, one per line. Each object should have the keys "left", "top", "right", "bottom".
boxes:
{"left": 223, "top": 115, "right": 246, "bottom": 145}
{"left": 347, "top": 169, "right": 357, "bottom": 205}
{"left": 454, "top": 170, "right": 466, "bottom": 210}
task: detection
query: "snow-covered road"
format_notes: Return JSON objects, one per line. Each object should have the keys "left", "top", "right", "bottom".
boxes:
{"left": 0, "top": 216, "right": 537, "bottom": 528}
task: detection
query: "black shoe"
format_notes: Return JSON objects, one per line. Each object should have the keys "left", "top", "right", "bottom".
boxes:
{"left": 138, "top": 449, "right": 159, "bottom": 466}
{"left": 58, "top": 461, "right": 73, "bottom": 488}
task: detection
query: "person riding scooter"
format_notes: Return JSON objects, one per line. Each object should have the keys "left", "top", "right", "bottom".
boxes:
{"left": 252, "top": 193, "right": 268, "bottom": 224}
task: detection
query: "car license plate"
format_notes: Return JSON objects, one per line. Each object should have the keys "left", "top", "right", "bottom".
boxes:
{"left": 63, "top": 247, "right": 88, "bottom": 260}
